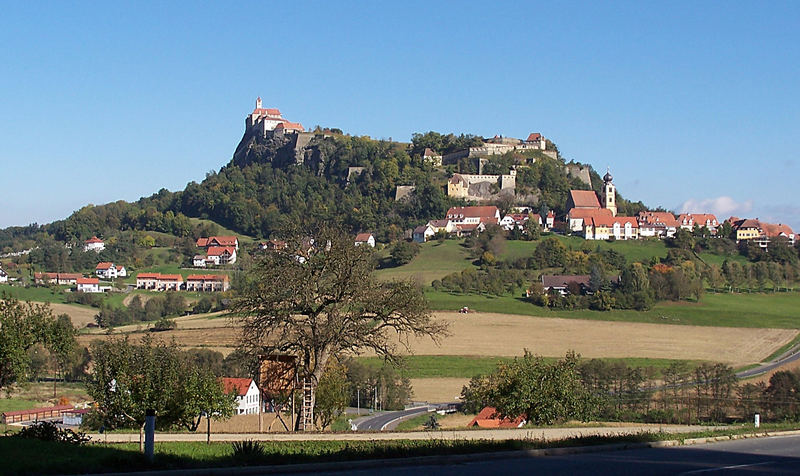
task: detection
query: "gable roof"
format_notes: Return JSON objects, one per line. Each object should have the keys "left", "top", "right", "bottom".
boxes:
{"left": 187, "top": 274, "right": 229, "bottom": 282}
{"left": 445, "top": 206, "right": 500, "bottom": 219}
{"left": 275, "top": 121, "right": 304, "bottom": 131}
{"left": 569, "top": 208, "right": 613, "bottom": 220}
{"left": 423, "top": 148, "right": 439, "bottom": 157}
{"left": 85, "top": 236, "right": 103, "bottom": 244}
{"left": 526, "top": 133, "right": 542, "bottom": 142}
{"left": 638, "top": 211, "right": 679, "bottom": 227}
{"left": 354, "top": 233, "right": 373, "bottom": 242}
{"left": 542, "top": 275, "right": 590, "bottom": 289}
{"left": 207, "top": 246, "right": 236, "bottom": 257}
{"left": 568, "top": 190, "right": 601, "bottom": 209}
{"left": 413, "top": 225, "right": 432, "bottom": 234}
{"left": 220, "top": 377, "right": 255, "bottom": 396}
{"left": 95, "top": 262, "right": 114, "bottom": 270}
{"left": 77, "top": 277, "right": 99, "bottom": 285}
{"left": 468, "top": 406, "right": 526, "bottom": 428}
{"left": 590, "top": 215, "right": 639, "bottom": 228}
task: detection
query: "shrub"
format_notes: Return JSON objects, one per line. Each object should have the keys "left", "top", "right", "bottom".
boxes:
{"left": 232, "top": 440, "right": 265, "bottom": 464}
{"left": 15, "top": 421, "right": 91, "bottom": 445}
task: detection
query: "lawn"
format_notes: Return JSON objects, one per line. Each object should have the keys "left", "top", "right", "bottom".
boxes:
{"left": 499, "top": 236, "right": 669, "bottom": 264}
{"left": 425, "top": 289, "right": 800, "bottom": 329}
{"left": 375, "top": 240, "right": 477, "bottom": 285}
{"left": 0, "top": 284, "right": 69, "bottom": 304}
{"left": 353, "top": 355, "right": 700, "bottom": 379}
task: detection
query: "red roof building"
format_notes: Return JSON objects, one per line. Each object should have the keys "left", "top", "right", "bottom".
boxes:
{"left": 468, "top": 406, "right": 526, "bottom": 429}
{"left": 567, "top": 190, "right": 601, "bottom": 209}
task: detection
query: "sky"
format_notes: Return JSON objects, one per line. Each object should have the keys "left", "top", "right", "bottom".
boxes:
{"left": 0, "top": 1, "right": 797, "bottom": 231}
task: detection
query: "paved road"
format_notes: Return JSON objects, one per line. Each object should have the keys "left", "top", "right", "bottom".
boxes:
{"left": 355, "top": 406, "right": 433, "bottom": 431}
{"left": 301, "top": 434, "right": 800, "bottom": 475}
{"left": 737, "top": 344, "right": 800, "bottom": 379}
{"left": 87, "top": 424, "right": 722, "bottom": 443}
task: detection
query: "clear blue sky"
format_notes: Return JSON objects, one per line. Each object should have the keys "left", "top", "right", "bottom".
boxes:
{"left": 1, "top": 1, "right": 797, "bottom": 231}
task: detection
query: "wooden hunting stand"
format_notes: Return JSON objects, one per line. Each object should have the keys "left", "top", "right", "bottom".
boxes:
{"left": 258, "top": 354, "right": 316, "bottom": 431}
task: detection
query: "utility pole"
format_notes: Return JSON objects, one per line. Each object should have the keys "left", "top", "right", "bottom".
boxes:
{"left": 357, "top": 388, "right": 360, "bottom": 415}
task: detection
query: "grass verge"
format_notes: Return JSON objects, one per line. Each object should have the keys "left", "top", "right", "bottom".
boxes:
{"left": 4, "top": 423, "right": 800, "bottom": 474}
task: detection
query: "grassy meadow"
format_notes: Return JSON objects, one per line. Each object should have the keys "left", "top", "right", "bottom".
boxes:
{"left": 375, "top": 240, "right": 477, "bottom": 285}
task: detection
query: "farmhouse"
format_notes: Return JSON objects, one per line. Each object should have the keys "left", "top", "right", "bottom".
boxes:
{"left": 221, "top": 377, "right": 261, "bottom": 415}
{"left": 34, "top": 272, "right": 82, "bottom": 285}
{"left": 354, "top": 233, "right": 376, "bottom": 247}
{"left": 76, "top": 277, "right": 100, "bottom": 293}
{"left": 95, "top": 262, "right": 126, "bottom": 279}
{"left": 185, "top": 274, "right": 230, "bottom": 292}
{"left": 206, "top": 246, "right": 237, "bottom": 265}
{"left": 83, "top": 236, "right": 105, "bottom": 252}
{"left": 197, "top": 236, "right": 239, "bottom": 250}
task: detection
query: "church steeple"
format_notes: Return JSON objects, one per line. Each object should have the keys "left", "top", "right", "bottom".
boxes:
{"left": 256, "top": 96, "right": 262, "bottom": 109}
{"left": 602, "top": 167, "right": 617, "bottom": 216}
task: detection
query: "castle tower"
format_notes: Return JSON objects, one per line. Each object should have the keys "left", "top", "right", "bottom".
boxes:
{"left": 602, "top": 168, "right": 617, "bottom": 216}
{"left": 256, "top": 96, "right": 262, "bottom": 109}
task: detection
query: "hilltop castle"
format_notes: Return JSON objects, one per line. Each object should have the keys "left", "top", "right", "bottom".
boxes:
{"left": 245, "top": 97, "right": 305, "bottom": 137}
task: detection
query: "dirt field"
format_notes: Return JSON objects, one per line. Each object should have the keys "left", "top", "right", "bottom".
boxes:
{"left": 36, "top": 302, "right": 99, "bottom": 329}
{"left": 77, "top": 311, "right": 797, "bottom": 366}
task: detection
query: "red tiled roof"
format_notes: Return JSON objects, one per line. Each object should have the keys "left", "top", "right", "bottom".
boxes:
{"left": 638, "top": 211, "right": 679, "bottom": 227}
{"left": 569, "top": 208, "right": 613, "bottom": 220}
{"left": 200, "top": 236, "right": 238, "bottom": 247}
{"left": 95, "top": 262, "right": 114, "bottom": 270}
{"left": 275, "top": 121, "right": 304, "bottom": 131}
{"left": 354, "top": 233, "right": 373, "bottom": 242}
{"left": 445, "top": 206, "right": 500, "bottom": 219}
{"left": 590, "top": 215, "right": 639, "bottom": 228}
{"left": 423, "top": 148, "right": 439, "bottom": 156}
{"left": 252, "top": 108, "right": 282, "bottom": 117}
{"left": 159, "top": 274, "right": 183, "bottom": 282}
{"left": 85, "top": 236, "right": 103, "bottom": 244}
{"left": 526, "top": 133, "right": 542, "bottom": 142}
{"left": 136, "top": 273, "right": 162, "bottom": 279}
{"left": 569, "top": 190, "right": 601, "bottom": 209}
{"left": 187, "top": 274, "right": 229, "bottom": 282}
{"left": 196, "top": 238, "right": 209, "bottom": 247}
{"left": 762, "top": 222, "right": 794, "bottom": 237}
{"left": 76, "top": 278, "right": 99, "bottom": 285}
{"left": 468, "top": 406, "right": 526, "bottom": 429}
{"left": 220, "top": 377, "right": 254, "bottom": 396}
{"left": 207, "top": 246, "right": 236, "bottom": 257}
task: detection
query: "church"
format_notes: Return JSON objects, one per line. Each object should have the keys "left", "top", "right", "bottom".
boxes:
{"left": 565, "top": 170, "right": 639, "bottom": 240}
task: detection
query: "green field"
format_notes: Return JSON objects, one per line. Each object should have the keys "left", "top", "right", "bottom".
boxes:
{"left": 425, "top": 289, "right": 800, "bottom": 329}
{"left": 0, "top": 284, "right": 70, "bottom": 303}
{"left": 186, "top": 217, "right": 257, "bottom": 244}
{"left": 499, "top": 236, "right": 669, "bottom": 264}
{"left": 354, "top": 355, "right": 701, "bottom": 379}
{"left": 0, "top": 399, "right": 41, "bottom": 414}
{"left": 375, "top": 240, "right": 477, "bottom": 285}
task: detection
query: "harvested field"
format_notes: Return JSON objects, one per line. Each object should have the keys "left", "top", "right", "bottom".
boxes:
{"left": 410, "top": 378, "right": 469, "bottom": 403}
{"left": 36, "top": 302, "right": 98, "bottom": 329}
{"left": 391, "top": 312, "right": 796, "bottom": 367}
{"left": 78, "top": 311, "right": 796, "bottom": 369}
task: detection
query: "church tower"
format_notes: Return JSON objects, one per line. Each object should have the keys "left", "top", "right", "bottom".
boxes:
{"left": 602, "top": 168, "right": 617, "bottom": 216}
{"left": 256, "top": 96, "right": 262, "bottom": 109}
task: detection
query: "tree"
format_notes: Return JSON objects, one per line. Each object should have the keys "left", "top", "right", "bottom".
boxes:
{"left": 0, "top": 297, "right": 76, "bottom": 391}
{"left": 234, "top": 224, "right": 446, "bottom": 429}
{"left": 390, "top": 240, "right": 420, "bottom": 266}
{"left": 461, "top": 351, "right": 598, "bottom": 425}
{"left": 314, "top": 359, "right": 349, "bottom": 430}
{"left": 87, "top": 336, "right": 235, "bottom": 438}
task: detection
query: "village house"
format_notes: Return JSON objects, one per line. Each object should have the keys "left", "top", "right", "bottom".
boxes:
{"left": 193, "top": 255, "right": 209, "bottom": 267}
{"left": 197, "top": 236, "right": 239, "bottom": 250}
{"left": 678, "top": 214, "right": 719, "bottom": 233}
{"left": 135, "top": 273, "right": 183, "bottom": 291}
{"left": 206, "top": 246, "right": 237, "bottom": 265}
{"left": 259, "top": 239, "right": 287, "bottom": 251}
{"left": 584, "top": 215, "right": 639, "bottom": 241}
{"left": 354, "top": 233, "right": 376, "bottom": 247}
{"left": 637, "top": 211, "right": 679, "bottom": 238}
{"left": 567, "top": 208, "right": 614, "bottom": 233}
{"left": 185, "top": 274, "right": 230, "bottom": 292}
{"left": 83, "top": 236, "right": 105, "bottom": 252}
{"left": 34, "top": 272, "right": 83, "bottom": 285}
{"left": 413, "top": 224, "right": 435, "bottom": 243}
{"left": 729, "top": 218, "right": 795, "bottom": 248}
{"left": 95, "top": 262, "right": 126, "bottom": 279}
{"left": 445, "top": 206, "right": 501, "bottom": 226}
{"left": 539, "top": 274, "right": 620, "bottom": 296}
{"left": 499, "top": 213, "right": 531, "bottom": 231}
{"left": 422, "top": 148, "right": 442, "bottom": 167}
{"left": 76, "top": 277, "right": 100, "bottom": 293}
{"left": 0, "top": 268, "right": 8, "bottom": 283}
{"left": 426, "top": 219, "right": 458, "bottom": 235}
{"left": 469, "top": 406, "right": 527, "bottom": 429}
{"left": 221, "top": 377, "right": 261, "bottom": 415}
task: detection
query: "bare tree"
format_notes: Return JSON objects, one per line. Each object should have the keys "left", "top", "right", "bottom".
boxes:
{"left": 233, "top": 224, "right": 447, "bottom": 428}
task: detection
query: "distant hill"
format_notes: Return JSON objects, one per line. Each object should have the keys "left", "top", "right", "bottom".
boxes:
{"left": 0, "top": 121, "right": 646, "bottom": 251}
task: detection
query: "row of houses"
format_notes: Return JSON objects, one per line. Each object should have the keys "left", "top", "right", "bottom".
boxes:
{"left": 135, "top": 273, "right": 230, "bottom": 292}
{"left": 412, "top": 205, "right": 555, "bottom": 243}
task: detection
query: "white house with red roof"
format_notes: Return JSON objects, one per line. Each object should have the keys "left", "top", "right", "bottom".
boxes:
{"left": 354, "top": 233, "right": 376, "bottom": 247}
{"left": 445, "top": 206, "right": 501, "bottom": 225}
{"left": 678, "top": 214, "right": 719, "bottom": 233}
{"left": 76, "top": 277, "right": 100, "bottom": 293}
{"left": 84, "top": 236, "right": 105, "bottom": 252}
{"left": 413, "top": 224, "right": 436, "bottom": 243}
{"left": 196, "top": 236, "right": 239, "bottom": 250}
{"left": 95, "top": 262, "right": 126, "bottom": 279}
{"left": 584, "top": 215, "right": 639, "bottom": 241}
{"left": 221, "top": 377, "right": 260, "bottom": 415}
{"left": 206, "top": 246, "right": 237, "bottom": 265}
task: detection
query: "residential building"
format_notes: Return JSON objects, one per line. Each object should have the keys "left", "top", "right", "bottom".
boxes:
{"left": 196, "top": 236, "right": 239, "bottom": 250}
{"left": 221, "top": 378, "right": 261, "bottom": 415}
{"left": 0, "top": 268, "right": 7, "bottom": 283}
{"left": 678, "top": 214, "right": 719, "bottom": 232}
{"left": 34, "top": 272, "right": 82, "bottom": 285}
{"left": 427, "top": 219, "right": 458, "bottom": 235}
{"left": 206, "top": 246, "right": 237, "bottom": 265}
{"left": 76, "top": 277, "right": 100, "bottom": 293}
{"left": 567, "top": 208, "right": 613, "bottom": 233}
{"left": 185, "top": 274, "right": 230, "bottom": 292}
{"left": 84, "top": 236, "right": 105, "bottom": 252}
{"left": 445, "top": 206, "right": 501, "bottom": 225}
{"left": 730, "top": 218, "right": 795, "bottom": 248}
{"left": 413, "top": 224, "right": 435, "bottom": 243}
{"left": 637, "top": 212, "right": 679, "bottom": 238}
{"left": 135, "top": 273, "right": 183, "bottom": 291}
{"left": 95, "top": 262, "right": 126, "bottom": 279}
{"left": 354, "top": 233, "right": 376, "bottom": 247}
{"left": 469, "top": 406, "right": 526, "bottom": 429}
{"left": 584, "top": 215, "right": 639, "bottom": 241}
{"left": 193, "top": 255, "right": 208, "bottom": 267}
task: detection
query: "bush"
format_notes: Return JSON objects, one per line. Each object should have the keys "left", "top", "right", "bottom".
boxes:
{"left": 232, "top": 440, "right": 265, "bottom": 464}
{"left": 151, "top": 318, "right": 177, "bottom": 332}
{"left": 15, "top": 421, "right": 91, "bottom": 445}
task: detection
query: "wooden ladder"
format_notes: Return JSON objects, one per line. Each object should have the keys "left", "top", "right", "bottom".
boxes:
{"left": 299, "top": 380, "right": 315, "bottom": 431}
